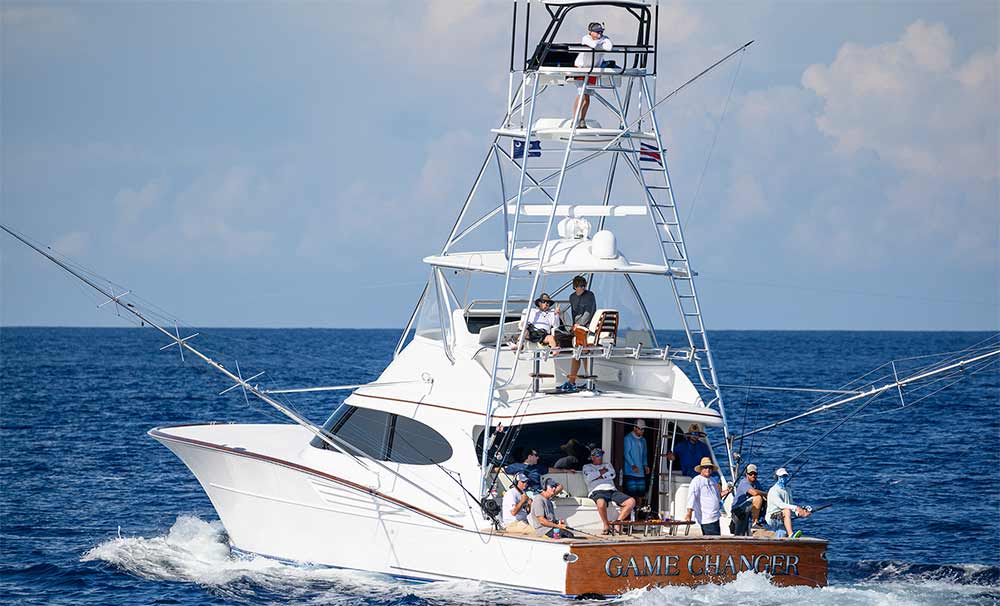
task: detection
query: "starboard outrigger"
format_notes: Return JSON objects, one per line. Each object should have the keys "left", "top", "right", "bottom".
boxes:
{"left": 4, "top": 0, "right": 998, "bottom": 597}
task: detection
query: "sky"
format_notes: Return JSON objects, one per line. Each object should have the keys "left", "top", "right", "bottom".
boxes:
{"left": 1, "top": 1, "right": 997, "bottom": 331}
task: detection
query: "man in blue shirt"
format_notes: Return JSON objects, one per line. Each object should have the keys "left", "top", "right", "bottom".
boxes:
{"left": 732, "top": 464, "right": 767, "bottom": 535}
{"left": 505, "top": 447, "right": 549, "bottom": 493}
{"left": 622, "top": 420, "right": 650, "bottom": 507}
{"left": 668, "top": 423, "right": 712, "bottom": 477}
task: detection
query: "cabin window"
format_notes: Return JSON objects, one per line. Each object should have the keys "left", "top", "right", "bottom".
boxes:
{"left": 311, "top": 405, "right": 452, "bottom": 465}
{"left": 388, "top": 415, "right": 454, "bottom": 464}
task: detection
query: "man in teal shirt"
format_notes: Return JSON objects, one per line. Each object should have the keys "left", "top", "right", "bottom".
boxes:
{"left": 622, "top": 420, "right": 649, "bottom": 507}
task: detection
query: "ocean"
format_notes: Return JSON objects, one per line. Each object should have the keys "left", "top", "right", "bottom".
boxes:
{"left": 1, "top": 328, "right": 997, "bottom": 605}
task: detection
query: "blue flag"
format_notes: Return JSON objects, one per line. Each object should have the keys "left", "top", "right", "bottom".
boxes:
{"left": 513, "top": 139, "right": 541, "bottom": 160}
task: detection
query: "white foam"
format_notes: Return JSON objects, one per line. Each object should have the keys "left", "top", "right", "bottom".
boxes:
{"left": 82, "top": 516, "right": 997, "bottom": 606}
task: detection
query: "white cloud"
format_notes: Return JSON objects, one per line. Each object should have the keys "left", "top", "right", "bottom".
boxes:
{"left": 802, "top": 20, "right": 999, "bottom": 180}
{"left": 51, "top": 230, "right": 90, "bottom": 257}
{"left": 114, "top": 180, "right": 165, "bottom": 225}
{"left": 1, "top": 6, "right": 76, "bottom": 33}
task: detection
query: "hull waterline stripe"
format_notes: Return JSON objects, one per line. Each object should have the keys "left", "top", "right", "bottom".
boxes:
{"left": 352, "top": 391, "right": 723, "bottom": 421}
{"left": 148, "top": 427, "right": 464, "bottom": 529}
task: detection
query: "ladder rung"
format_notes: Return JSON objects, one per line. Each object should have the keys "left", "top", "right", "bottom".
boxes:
{"left": 647, "top": 186, "right": 670, "bottom": 190}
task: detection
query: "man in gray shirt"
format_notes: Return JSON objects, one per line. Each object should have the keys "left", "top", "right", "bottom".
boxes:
{"left": 559, "top": 275, "right": 597, "bottom": 392}
{"left": 530, "top": 478, "right": 574, "bottom": 538}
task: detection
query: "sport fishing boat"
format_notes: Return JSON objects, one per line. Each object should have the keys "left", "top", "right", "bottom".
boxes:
{"left": 5, "top": 0, "right": 997, "bottom": 598}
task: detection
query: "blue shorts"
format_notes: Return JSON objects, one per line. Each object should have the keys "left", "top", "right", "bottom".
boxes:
{"left": 622, "top": 476, "right": 648, "bottom": 497}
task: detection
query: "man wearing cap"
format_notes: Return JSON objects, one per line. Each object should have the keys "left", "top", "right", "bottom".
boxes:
{"left": 622, "top": 420, "right": 650, "bottom": 507}
{"left": 530, "top": 478, "right": 574, "bottom": 538}
{"left": 558, "top": 276, "right": 597, "bottom": 392}
{"left": 667, "top": 423, "right": 713, "bottom": 477}
{"left": 523, "top": 293, "right": 560, "bottom": 348}
{"left": 765, "top": 468, "right": 811, "bottom": 538}
{"left": 684, "top": 456, "right": 730, "bottom": 536}
{"left": 505, "top": 447, "right": 548, "bottom": 493}
{"left": 732, "top": 464, "right": 767, "bottom": 535}
{"left": 501, "top": 472, "right": 534, "bottom": 534}
{"left": 571, "top": 23, "right": 613, "bottom": 128}
{"left": 582, "top": 448, "right": 635, "bottom": 533}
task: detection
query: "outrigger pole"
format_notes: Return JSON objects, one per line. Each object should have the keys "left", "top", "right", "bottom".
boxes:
{"left": 0, "top": 224, "right": 467, "bottom": 514}
{"left": 736, "top": 347, "right": 1000, "bottom": 440}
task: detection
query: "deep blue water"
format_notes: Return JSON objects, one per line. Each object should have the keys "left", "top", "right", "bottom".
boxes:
{"left": 1, "top": 328, "right": 998, "bottom": 605}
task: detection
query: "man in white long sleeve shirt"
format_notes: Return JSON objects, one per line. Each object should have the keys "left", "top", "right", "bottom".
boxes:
{"left": 581, "top": 448, "right": 634, "bottom": 533}
{"left": 765, "top": 467, "right": 811, "bottom": 538}
{"left": 571, "top": 22, "right": 612, "bottom": 128}
{"left": 684, "top": 456, "right": 731, "bottom": 536}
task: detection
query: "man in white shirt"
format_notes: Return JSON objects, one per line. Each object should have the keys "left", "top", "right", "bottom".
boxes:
{"left": 501, "top": 472, "right": 534, "bottom": 534}
{"left": 523, "top": 293, "right": 560, "bottom": 348}
{"left": 571, "top": 22, "right": 613, "bottom": 128}
{"left": 581, "top": 448, "right": 635, "bottom": 533}
{"left": 765, "top": 467, "right": 811, "bottom": 538}
{"left": 684, "top": 456, "right": 731, "bottom": 536}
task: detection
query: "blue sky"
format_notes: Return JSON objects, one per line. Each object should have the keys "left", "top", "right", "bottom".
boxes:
{"left": 2, "top": 1, "right": 997, "bottom": 330}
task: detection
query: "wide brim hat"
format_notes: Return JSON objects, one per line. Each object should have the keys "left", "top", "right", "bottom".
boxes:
{"left": 694, "top": 457, "right": 716, "bottom": 471}
{"left": 534, "top": 293, "right": 554, "bottom": 306}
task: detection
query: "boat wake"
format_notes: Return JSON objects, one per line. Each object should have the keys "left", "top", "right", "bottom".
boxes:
{"left": 82, "top": 516, "right": 999, "bottom": 606}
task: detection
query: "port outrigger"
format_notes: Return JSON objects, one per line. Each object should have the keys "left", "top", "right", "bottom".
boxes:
{"left": 4, "top": 0, "right": 998, "bottom": 598}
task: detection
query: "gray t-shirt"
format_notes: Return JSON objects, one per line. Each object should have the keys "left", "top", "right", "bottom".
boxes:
{"left": 530, "top": 494, "right": 556, "bottom": 530}
{"left": 570, "top": 290, "right": 597, "bottom": 326}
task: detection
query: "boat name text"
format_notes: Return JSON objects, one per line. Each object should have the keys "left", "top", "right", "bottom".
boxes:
{"left": 603, "top": 553, "right": 801, "bottom": 578}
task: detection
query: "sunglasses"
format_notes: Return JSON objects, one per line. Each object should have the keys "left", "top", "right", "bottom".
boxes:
{"left": 747, "top": 472, "right": 757, "bottom": 475}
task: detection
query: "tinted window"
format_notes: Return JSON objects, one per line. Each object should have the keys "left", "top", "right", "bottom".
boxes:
{"left": 311, "top": 405, "right": 451, "bottom": 465}
{"left": 389, "top": 415, "right": 453, "bottom": 464}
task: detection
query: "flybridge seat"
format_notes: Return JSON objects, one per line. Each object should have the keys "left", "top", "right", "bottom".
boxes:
{"left": 493, "top": 118, "right": 656, "bottom": 143}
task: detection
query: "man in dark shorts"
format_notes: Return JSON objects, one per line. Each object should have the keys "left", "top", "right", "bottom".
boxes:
{"left": 581, "top": 448, "right": 635, "bottom": 533}
{"left": 558, "top": 275, "right": 597, "bottom": 392}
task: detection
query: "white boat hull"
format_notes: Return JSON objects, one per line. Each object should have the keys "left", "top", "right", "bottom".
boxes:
{"left": 151, "top": 425, "right": 573, "bottom": 595}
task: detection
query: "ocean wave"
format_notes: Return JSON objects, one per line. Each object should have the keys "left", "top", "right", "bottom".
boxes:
{"left": 845, "top": 560, "right": 1000, "bottom": 586}
{"left": 81, "top": 516, "right": 998, "bottom": 606}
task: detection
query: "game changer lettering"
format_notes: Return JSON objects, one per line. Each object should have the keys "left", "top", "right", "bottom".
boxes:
{"left": 604, "top": 553, "right": 801, "bottom": 578}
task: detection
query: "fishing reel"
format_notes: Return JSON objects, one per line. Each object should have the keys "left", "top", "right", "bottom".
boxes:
{"left": 481, "top": 498, "right": 501, "bottom": 519}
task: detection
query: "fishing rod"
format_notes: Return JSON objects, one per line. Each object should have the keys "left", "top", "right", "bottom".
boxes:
{"left": 737, "top": 346, "right": 1000, "bottom": 440}
{"left": 596, "top": 39, "right": 755, "bottom": 153}
{"left": 1, "top": 224, "right": 468, "bottom": 516}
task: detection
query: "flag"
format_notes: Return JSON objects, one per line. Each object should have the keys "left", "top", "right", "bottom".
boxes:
{"left": 513, "top": 139, "right": 541, "bottom": 160}
{"left": 640, "top": 142, "right": 663, "bottom": 166}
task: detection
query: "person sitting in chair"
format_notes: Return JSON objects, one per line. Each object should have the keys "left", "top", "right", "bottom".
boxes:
{"left": 523, "top": 293, "right": 560, "bottom": 348}
{"left": 530, "top": 478, "right": 574, "bottom": 538}
{"left": 504, "top": 448, "right": 548, "bottom": 493}
{"left": 501, "top": 472, "right": 534, "bottom": 534}
{"left": 765, "top": 467, "right": 811, "bottom": 538}
{"left": 732, "top": 464, "right": 767, "bottom": 535}
{"left": 582, "top": 448, "right": 635, "bottom": 534}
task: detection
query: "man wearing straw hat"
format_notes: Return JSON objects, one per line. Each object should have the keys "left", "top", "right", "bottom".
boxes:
{"left": 683, "top": 456, "right": 730, "bottom": 536}
{"left": 667, "top": 423, "right": 712, "bottom": 477}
